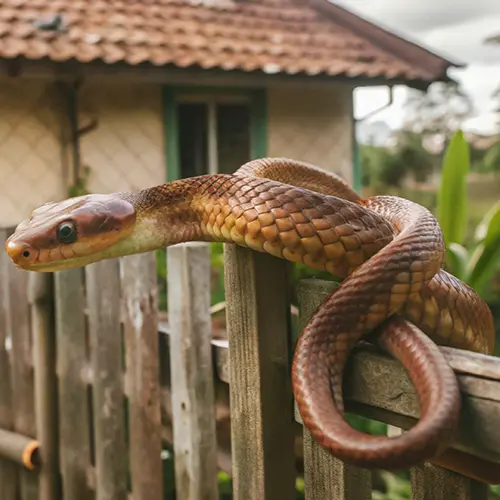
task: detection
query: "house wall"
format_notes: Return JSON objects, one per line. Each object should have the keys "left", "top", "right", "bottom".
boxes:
{"left": 0, "top": 81, "right": 166, "bottom": 228}
{"left": 0, "top": 80, "right": 65, "bottom": 227}
{"left": 79, "top": 83, "right": 165, "bottom": 194}
{"left": 267, "top": 84, "right": 354, "bottom": 184}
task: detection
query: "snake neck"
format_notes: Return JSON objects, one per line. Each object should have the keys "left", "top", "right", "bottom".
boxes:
{"left": 119, "top": 176, "right": 215, "bottom": 250}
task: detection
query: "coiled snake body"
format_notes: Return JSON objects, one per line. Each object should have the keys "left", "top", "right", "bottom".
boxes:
{"left": 5, "top": 158, "right": 497, "bottom": 481}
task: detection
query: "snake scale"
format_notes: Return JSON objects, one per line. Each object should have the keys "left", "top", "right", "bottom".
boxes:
{"left": 5, "top": 157, "right": 498, "bottom": 482}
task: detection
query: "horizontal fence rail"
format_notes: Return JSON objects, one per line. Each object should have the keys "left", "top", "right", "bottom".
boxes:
{"left": 0, "top": 228, "right": 499, "bottom": 500}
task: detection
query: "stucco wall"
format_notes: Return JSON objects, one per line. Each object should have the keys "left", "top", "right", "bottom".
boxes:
{"left": 79, "top": 83, "right": 165, "bottom": 194}
{"left": 267, "top": 84, "right": 354, "bottom": 184}
{"left": 0, "top": 81, "right": 166, "bottom": 228}
{"left": 0, "top": 80, "right": 64, "bottom": 227}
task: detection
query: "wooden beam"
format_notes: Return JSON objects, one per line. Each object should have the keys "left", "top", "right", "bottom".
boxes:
{"left": 296, "top": 279, "right": 372, "bottom": 499}
{"left": 167, "top": 243, "right": 219, "bottom": 500}
{"left": 0, "top": 228, "right": 17, "bottom": 500}
{"left": 86, "top": 260, "right": 127, "bottom": 500}
{"left": 29, "top": 273, "right": 59, "bottom": 500}
{"left": 223, "top": 246, "right": 296, "bottom": 500}
{"left": 54, "top": 268, "right": 93, "bottom": 500}
{"left": 121, "top": 254, "right": 164, "bottom": 499}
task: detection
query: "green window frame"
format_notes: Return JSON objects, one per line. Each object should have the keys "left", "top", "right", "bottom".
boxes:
{"left": 162, "top": 86, "right": 268, "bottom": 182}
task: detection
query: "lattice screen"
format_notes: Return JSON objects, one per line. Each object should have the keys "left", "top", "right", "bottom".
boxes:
{"left": 79, "top": 83, "right": 165, "bottom": 195}
{"left": 0, "top": 81, "right": 64, "bottom": 227}
{"left": 267, "top": 85, "right": 354, "bottom": 184}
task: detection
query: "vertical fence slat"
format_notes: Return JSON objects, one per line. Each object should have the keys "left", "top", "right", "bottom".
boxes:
{"left": 0, "top": 229, "right": 18, "bottom": 500}
{"left": 410, "top": 463, "right": 489, "bottom": 500}
{"left": 7, "top": 260, "right": 38, "bottom": 500}
{"left": 167, "top": 243, "right": 218, "bottom": 500}
{"left": 303, "top": 431, "right": 371, "bottom": 500}
{"left": 224, "top": 245, "right": 296, "bottom": 500}
{"left": 55, "top": 268, "right": 93, "bottom": 500}
{"left": 297, "top": 279, "right": 372, "bottom": 500}
{"left": 121, "top": 254, "right": 163, "bottom": 499}
{"left": 86, "top": 260, "right": 127, "bottom": 500}
{"left": 29, "top": 273, "right": 59, "bottom": 500}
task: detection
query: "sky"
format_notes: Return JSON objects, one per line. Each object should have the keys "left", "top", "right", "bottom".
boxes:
{"left": 335, "top": 0, "right": 500, "bottom": 135}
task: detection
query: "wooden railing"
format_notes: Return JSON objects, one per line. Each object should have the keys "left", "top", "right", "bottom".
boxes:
{"left": 0, "top": 227, "right": 499, "bottom": 500}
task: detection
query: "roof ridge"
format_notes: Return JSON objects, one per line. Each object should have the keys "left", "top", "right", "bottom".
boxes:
{"left": 310, "top": 0, "right": 464, "bottom": 77}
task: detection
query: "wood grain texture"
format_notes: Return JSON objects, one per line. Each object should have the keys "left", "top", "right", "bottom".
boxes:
{"left": 121, "top": 253, "right": 163, "bottom": 500}
{"left": 54, "top": 268, "right": 93, "bottom": 500}
{"left": 410, "top": 463, "right": 488, "bottom": 500}
{"left": 296, "top": 278, "right": 372, "bottom": 499}
{"left": 303, "top": 429, "right": 371, "bottom": 500}
{"left": 0, "top": 229, "right": 18, "bottom": 500}
{"left": 224, "top": 245, "right": 296, "bottom": 500}
{"left": 6, "top": 255, "right": 38, "bottom": 499}
{"left": 167, "top": 243, "right": 219, "bottom": 500}
{"left": 29, "top": 272, "right": 59, "bottom": 500}
{"left": 86, "top": 260, "right": 127, "bottom": 500}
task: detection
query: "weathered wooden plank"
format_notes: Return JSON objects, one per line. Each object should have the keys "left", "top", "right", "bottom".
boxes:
{"left": 410, "top": 463, "right": 488, "bottom": 500}
{"left": 295, "top": 278, "right": 500, "bottom": 464}
{"left": 54, "top": 268, "right": 93, "bottom": 500}
{"left": 86, "top": 260, "right": 127, "bottom": 500}
{"left": 121, "top": 254, "right": 163, "bottom": 500}
{"left": 6, "top": 256, "right": 38, "bottom": 500}
{"left": 0, "top": 228, "right": 17, "bottom": 500}
{"left": 160, "top": 321, "right": 500, "bottom": 468}
{"left": 167, "top": 243, "right": 218, "bottom": 500}
{"left": 296, "top": 278, "right": 372, "bottom": 499}
{"left": 223, "top": 245, "right": 296, "bottom": 500}
{"left": 387, "top": 426, "right": 489, "bottom": 500}
{"left": 303, "top": 430, "right": 371, "bottom": 500}
{"left": 29, "top": 272, "right": 59, "bottom": 500}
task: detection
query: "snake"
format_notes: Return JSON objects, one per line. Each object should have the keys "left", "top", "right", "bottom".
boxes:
{"left": 5, "top": 157, "right": 498, "bottom": 482}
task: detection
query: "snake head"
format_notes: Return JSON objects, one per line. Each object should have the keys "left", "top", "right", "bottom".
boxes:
{"left": 5, "top": 194, "right": 137, "bottom": 272}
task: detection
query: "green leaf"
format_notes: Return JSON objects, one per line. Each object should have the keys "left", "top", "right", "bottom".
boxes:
{"left": 436, "top": 130, "right": 470, "bottom": 245}
{"left": 445, "top": 242, "right": 469, "bottom": 280}
{"left": 467, "top": 201, "right": 500, "bottom": 295}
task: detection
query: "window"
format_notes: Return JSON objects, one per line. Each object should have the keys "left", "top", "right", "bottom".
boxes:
{"left": 177, "top": 95, "right": 252, "bottom": 178}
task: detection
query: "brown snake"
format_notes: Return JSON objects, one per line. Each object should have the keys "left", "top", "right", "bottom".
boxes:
{"left": 5, "top": 157, "right": 498, "bottom": 482}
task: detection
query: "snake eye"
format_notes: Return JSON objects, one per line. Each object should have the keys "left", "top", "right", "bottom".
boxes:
{"left": 56, "top": 221, "right": 77, "bottom": 244}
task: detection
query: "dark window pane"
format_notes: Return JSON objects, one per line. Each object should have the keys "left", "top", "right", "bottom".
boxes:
{"left": 178, "top": 103, "right": 208, "bottom": 178}
{"left": 216, "top": 104, "right": 251, "bottom": 174}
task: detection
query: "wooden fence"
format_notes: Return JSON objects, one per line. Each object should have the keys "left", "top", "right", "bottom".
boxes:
{"left": 0, "top": 226, "right": 499, "bottom": 500}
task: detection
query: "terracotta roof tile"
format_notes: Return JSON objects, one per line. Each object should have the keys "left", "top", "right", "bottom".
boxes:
{"left": 0, "top": 0, "right": 455, "bottom": 82}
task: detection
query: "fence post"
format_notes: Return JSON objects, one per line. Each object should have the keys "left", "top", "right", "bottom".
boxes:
{"left": 223, "top": 245, "right": 296, "bottom": 500}
{"left": 29, "top": 272, "right": 59, "bottom": 500}
{"left": 86, "top": 259, "right": 128, "bottom": 500}
{"left": 0, "top": 228, "right": 17, "bottom": 500}
{"left": 167, "top": 242, "right": 219, "bottom": 500}
{"left": 6, "top": 252, "right": 38, "bottom": 500}
{"left": 410, "top": 463, "right": 489, "bottom": 500}
{"left": 296, "top": 278, "right": 372, "bottom": 500}
{"left": 121, "top": 253, "right": 164, "bottom": 499}
{"left": 55, "top": 268, "right": 93, "bottom": 500}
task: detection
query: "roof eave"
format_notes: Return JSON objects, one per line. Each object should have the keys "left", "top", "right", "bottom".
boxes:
{"left": 311, "top": 0, "right": 465, "bottom": 81}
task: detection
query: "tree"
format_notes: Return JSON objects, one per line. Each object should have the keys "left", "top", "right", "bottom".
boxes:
{"left": 402, "top": 81, "right": 474, "bottom": 141}
{"left": 485, "top": 33, "right": 500, "bottom": 130}
{"left": 360, "top": 130, "right": 435, "bottom": 188}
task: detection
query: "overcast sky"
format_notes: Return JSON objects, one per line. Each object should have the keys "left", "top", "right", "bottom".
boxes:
{"left": 335, "top": 0, "right": 500, "bottom": 134}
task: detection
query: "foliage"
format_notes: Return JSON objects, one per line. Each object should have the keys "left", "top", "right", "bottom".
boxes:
{"left": 403, "top": 81, "right": 473, "bottom": 140}
{"left": 481, "top": 140, "right": 500, "bottom": 173}
{"left": 67, "top": 165, "right": 91, "bottom": 197}
{"left": 437, "top": 131, "right": 500, "bottom": 301}
{"left": 360, "top": 131, "right": 436, "bottom": 189}
{"left": 436, "top": 130, "right": 470, "bottom": 246}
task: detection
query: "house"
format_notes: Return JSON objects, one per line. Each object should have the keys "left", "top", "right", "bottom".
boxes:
{"left": 0, "top": 0, "right": 460, "bottom": 228}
